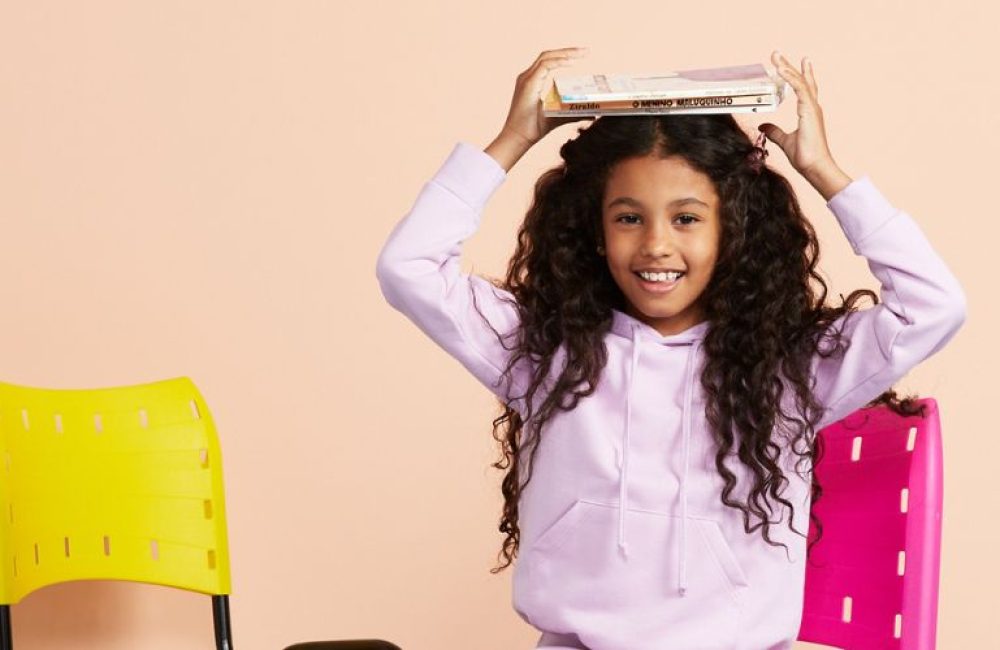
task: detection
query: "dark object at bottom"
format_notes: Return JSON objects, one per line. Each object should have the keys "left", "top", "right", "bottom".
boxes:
{"left": 283, "top": 642, "right": 402, "bottom": 650}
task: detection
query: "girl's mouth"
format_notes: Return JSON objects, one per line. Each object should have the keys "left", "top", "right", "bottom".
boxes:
{"left": 634, "top": 271, "right": 684, "bottom": 294}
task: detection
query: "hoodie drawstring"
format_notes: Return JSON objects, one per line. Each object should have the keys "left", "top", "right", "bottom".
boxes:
{"left": 678, "top": 338, "right": 700, "bottom": 597}
{"left": 618, "top": 323, "right": 642, "bottom": 559}
{"left": 618, "top": 322, "right": 701, "bottom": 598}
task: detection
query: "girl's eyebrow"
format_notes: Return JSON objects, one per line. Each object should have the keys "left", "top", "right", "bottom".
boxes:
{"left": 605, "top": 196, "right": 710, "bottom": 210}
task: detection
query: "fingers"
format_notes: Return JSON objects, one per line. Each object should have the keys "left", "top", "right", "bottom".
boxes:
{"left": 770, "top": 50, "right": 818, "bottom": 104}
{"left": 533, "top": 47, "right": 589, "bottom": 67}
{"left": 519, "top": 48, "right": 588, "bottom": 111}
{"left": 523, "top": 47, "right": 588, "bottom": 83}
{"left": 803, "top": 57, "right": 818, "bottom": 98}
{"left": 758, "top": 122, "right": 787, "bottom": 148}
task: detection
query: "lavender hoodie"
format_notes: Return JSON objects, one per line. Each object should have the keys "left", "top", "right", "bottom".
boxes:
{"left": 374, "top": 141, "right": 967, "bottom": 650}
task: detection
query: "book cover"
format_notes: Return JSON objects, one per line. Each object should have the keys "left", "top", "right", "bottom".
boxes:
{"left": 554, "top": 63, "right": 784, "bottom": 102}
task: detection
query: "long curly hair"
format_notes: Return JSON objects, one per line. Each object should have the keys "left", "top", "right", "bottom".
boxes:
{"left": 478, "top": 114, "right": 924, "bottom": 575}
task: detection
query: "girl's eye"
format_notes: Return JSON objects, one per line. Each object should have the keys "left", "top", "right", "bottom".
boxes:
{"left": 616, "top": 213, "right": 698, "bottom": 225}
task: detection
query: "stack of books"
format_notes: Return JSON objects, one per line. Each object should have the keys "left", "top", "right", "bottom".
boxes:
{"left": 542, "top": 63, "right": 788, "bottom": 117}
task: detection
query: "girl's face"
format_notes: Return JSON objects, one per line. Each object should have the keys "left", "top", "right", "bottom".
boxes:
{"left": 601, "top": 154, "right": 722, "bottom": 337}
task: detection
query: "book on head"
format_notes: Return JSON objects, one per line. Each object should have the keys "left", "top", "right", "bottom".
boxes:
{"left": 543, "top": 63, "right": 789, "bottom": 117}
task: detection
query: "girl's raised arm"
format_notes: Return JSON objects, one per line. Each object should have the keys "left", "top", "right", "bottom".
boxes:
{"left": 375, "top": 140, "right": 526, "bottom": 405}
{"left": 759, "top": 52, "right": 967, "bottom": 430}
{"left": 808, "top": 175, "right": 966, "bottom": 431}
{"left": 375, "top": 48, "right": 591, "bottom": 408}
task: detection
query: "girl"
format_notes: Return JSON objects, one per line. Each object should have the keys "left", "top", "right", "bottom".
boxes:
{"left": 375, "top": 48, "right": 966, "bottom": 650}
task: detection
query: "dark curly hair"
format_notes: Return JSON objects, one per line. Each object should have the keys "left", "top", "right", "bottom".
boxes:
{"left": 477, "top": 114, "right": 924, "bottom": 575}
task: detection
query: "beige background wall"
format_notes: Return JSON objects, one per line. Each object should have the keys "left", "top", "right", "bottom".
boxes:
{"left": 0, "top": 1, "right": 994, "bottom": 648}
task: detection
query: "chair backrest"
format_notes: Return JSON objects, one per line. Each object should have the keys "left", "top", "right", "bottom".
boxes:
{"left": 797, "top": 397, "right": 943, "bottom": 649}
{"left": 0, "top": 376, "right": 231, "bottom": 603}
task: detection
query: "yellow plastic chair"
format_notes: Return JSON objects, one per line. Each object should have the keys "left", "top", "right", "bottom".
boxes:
{"left": 0, "top": 376, "right": 233, "bottom": 649}
{"left": 0, "top": 376, "right": 401, "bottom": 650}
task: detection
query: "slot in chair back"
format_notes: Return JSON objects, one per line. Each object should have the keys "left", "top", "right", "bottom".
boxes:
{"left": 0, "top": 376, "right": 233, "bottom": 649}
{"left": 798, "top": 397, "right": 943, "bottom": 649}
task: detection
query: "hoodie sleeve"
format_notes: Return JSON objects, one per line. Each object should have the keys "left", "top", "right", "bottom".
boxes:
{"left": 810, "top": 175, "right": 967, "bottom": 431}
{"left": 375, "top": 141, "right": 530, "bottom": 408}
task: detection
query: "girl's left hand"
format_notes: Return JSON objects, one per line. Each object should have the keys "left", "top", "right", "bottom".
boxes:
{"left": 758, "top": 51, "right": 836, "bottom": 176}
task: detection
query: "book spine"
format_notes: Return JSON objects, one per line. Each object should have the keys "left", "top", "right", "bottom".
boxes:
{"left": 555, "top": 93, "right": 775, "bottom": 112}
{"left": 542, "top": 103, "right": 779, "bottom": 117}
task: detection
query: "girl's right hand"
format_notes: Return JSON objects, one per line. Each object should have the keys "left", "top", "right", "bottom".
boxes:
{"left": 498, "top": 47, "right": 593, "bottom": 148}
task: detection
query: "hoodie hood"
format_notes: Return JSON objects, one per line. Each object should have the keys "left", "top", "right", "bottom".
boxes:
{"left": 610, "top": 309, "right": 709, "bottom": 597}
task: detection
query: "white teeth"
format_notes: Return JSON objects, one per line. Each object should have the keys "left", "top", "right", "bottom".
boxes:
{"left": 638, "top": 271, "right": 682, "bottom": 282}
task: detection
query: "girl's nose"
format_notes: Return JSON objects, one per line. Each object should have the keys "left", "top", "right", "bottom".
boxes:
{"left": 640, "top": 231, "right": 677, "bottom": 258}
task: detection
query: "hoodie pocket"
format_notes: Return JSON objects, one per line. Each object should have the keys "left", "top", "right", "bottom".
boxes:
{"left": 698, "top": 517, "right": 750, "bottom": 594}
{"left": 514, "top": 499, "right": 749, "bottom": 649}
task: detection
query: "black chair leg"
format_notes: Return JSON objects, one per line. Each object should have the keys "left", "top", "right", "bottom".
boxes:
{"left": 212, "top": 595, "right": 233, "bottom": 650}
{"left": 0, "top": 605, "right": 10, "bottom": 650}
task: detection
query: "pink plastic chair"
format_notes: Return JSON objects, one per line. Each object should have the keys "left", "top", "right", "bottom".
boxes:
{"left": 797, "top": 397, "right": 943, "bottom": 649}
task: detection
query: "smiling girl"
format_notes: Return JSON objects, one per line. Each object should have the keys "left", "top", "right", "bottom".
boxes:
{"left": 375, "top": 48, "right": 966, "bottom": 649}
